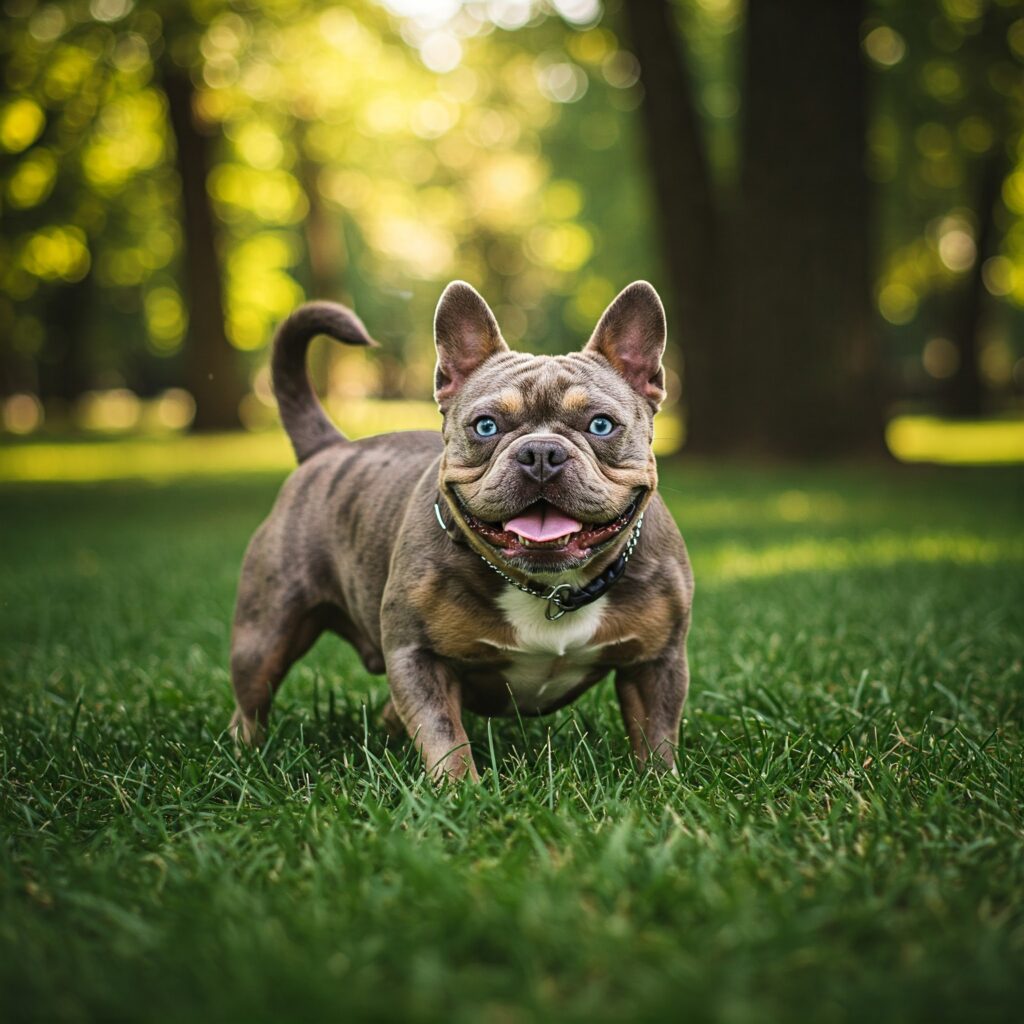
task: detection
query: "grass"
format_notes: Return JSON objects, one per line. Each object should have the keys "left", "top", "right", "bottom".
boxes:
{"left": 1, "top": 455, "right": 1023, "bottom": 1023}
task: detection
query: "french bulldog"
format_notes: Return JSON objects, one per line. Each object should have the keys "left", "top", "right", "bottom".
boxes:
{"left": 230, "top": 281, "right": 694, "bottom": 781}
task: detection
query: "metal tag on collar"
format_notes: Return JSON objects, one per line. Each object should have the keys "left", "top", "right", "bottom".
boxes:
{"left": 543, "top": 583, "right": 572, "bottom": 621}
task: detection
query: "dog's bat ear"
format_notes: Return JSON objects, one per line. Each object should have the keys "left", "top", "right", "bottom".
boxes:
{"left": 584, "top": 281, "right": 667, "bottom": 412}
{"left": 433, "top": 281, "right": 509, "bottom": 407}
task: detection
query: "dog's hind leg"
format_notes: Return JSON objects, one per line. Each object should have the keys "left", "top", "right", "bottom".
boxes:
{"left": 229, "top": 604, "right": 324, "bottom": 745}
{"left": 229, "top": 523, "right": 330, "bottom": 744}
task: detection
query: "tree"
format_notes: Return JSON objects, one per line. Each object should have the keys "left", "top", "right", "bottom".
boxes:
{"left": 620, "top": 0, "right": 726, "bottom": 451}
{"left": 947, "top": 142, "right": 1008, "bottom": 417}
{"left": 161, "top": 64, "right": 246, "bottom": 430}
{"left": 942, "top": 1, "right": 1018, "bottom": 418}
{"left": 626, "top": 0, "right": 884, "bottom": 457}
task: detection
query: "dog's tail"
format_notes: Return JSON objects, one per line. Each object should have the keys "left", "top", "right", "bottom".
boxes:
{"left": 271, "top": 301, "right": 378, "bottom": 464}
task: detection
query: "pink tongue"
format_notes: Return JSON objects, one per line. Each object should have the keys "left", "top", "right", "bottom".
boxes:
{"left": 503, "top": 504, "right": 583, "bottom": 543}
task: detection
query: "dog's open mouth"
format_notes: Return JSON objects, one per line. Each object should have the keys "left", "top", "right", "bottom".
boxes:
{"left": 459, "top": 497, "right": 639, "bottom": 561}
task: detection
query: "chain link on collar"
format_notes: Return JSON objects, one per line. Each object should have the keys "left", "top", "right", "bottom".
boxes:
{"left": 434, "top": 500, "right": 644, "bottom": 621}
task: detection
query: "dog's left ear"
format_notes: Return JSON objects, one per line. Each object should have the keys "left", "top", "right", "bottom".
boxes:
{"left": 434, "top": 280, "right": 509, "bottom": 407}
{"left": 584, "top": 281, "right": 667, "bottom": 411}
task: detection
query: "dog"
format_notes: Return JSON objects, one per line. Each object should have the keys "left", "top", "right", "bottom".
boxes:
{"left": 229, "top": 280, "right": 694, "bottom": 781}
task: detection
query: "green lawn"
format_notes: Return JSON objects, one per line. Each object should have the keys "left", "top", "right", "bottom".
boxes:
{"left": 2, "top": 458, "right": 1023, "bottom": 1023}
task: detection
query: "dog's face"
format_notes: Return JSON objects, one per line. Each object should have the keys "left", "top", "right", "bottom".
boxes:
{"left": 434, "top": 280, "right": 667, "bottom": 576}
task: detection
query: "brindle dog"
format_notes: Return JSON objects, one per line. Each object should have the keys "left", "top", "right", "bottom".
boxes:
{"left": 230, "top": 281, "right": 694, "bottom": 780}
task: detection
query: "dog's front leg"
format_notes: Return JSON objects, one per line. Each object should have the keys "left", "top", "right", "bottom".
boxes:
{"left": 615, "top": 646, "right": 689, "bottom": 774}
{"left": 385, "top": 645, "right": 479, "bottom": 783}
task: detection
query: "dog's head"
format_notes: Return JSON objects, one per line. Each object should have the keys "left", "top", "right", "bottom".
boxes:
{"left": 435, "top": 280, "right": 666, "bottom": 577}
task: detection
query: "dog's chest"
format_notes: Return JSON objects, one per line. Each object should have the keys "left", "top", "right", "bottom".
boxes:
{"left": 492, "top": 588, "right": 606, "bottom": 710}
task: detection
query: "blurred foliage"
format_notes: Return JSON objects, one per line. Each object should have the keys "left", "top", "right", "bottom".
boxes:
{"left": 0, "top": 0, "right": 657, "bottom": 413}
{"left": 0, "top": 0, "right": 1022, "bottom": 433}
{"left": 867, "top": 0, "right": 1024, "bottom": 400}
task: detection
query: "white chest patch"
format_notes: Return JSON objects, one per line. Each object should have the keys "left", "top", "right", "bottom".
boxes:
{"left": 494, "top": 587, "right": 606, "bottom": 710}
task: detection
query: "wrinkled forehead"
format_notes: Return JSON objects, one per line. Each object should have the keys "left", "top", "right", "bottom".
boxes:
{"left": 454, "top": 351, "right": 640, "bottom": 421}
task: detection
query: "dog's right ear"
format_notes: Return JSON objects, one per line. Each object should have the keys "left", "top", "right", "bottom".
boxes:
{"left": 434, "top": 281, "right": 508, "bottom": 407}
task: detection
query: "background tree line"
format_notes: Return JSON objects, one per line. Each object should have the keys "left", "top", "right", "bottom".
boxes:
{"left": 0, "top": 0, "right": 1021, "bottom": 456}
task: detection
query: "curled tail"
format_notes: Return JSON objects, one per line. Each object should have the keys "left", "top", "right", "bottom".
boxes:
{"left": 271, "top": 300, "right": 377, "bottom": 463}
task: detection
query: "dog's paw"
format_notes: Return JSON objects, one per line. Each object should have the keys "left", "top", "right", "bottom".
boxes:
{"left": 229, "top": 708, "right": 266, "bottom": 748}
{"left": 378, "top": 699, "right": 405, "bottom": 740}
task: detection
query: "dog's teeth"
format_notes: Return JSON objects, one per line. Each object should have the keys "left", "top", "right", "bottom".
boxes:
{"left": 518, "top": 534, "right": 576, "bottom": 549}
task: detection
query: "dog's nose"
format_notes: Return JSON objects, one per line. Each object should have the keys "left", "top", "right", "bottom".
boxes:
{"left": 515, "top": 436, "right": 570, "bottom": 482}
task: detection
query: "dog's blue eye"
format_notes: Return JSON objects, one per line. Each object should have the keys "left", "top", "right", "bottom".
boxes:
{"left": 474, "top": 417, "right": 498, "bottom": 437}
{"left": 588, "top": 416, "right": 615, "bottom": 437}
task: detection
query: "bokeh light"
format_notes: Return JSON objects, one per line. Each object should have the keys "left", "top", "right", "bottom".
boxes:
{"left": 0, "top": 0, "right": 1019, "bottom": 461}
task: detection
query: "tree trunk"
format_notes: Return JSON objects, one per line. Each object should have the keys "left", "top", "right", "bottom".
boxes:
{"left": 731, "top": 0, "right": 883, "bottom": 456}
{"left": 297, "top": 140, "right": 348, "bottom": 394}
{"left": 299, "top": 156, "right": 347, "bottom": 303}
{"left": 627, "top": 0, "right": 885, "bottom": 457}
{"left": 945, "top": 147, "right": 1006, "bottom": 418}
{"left": 622, "top": 0, "right": 728, "bottom": 453}
{"left": 943, "top": 0, "right": 1015, "bottom": 421}
{"left": 38, "top": 271, "right": 93, "bottom": 402}
{"left": 162, "top": 67, "right": 245, "bottom": 431}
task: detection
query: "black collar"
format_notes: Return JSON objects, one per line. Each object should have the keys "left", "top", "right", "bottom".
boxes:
{"left": 433, "top": 499, "right": 644, "bottom": 621}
